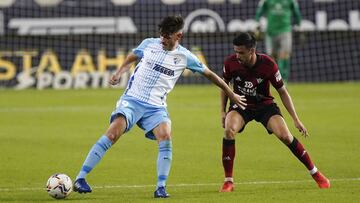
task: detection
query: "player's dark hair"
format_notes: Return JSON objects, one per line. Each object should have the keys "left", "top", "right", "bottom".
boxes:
{"left": 158, "top": 15, "right": 184, "bottom": 35}
{"left": 233, "top": 32, "right": 257, "bottom": 49}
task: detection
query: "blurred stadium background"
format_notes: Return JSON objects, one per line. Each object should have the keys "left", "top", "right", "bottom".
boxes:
{"left": 0, "top": 0, "right": 359, "bottom": 90}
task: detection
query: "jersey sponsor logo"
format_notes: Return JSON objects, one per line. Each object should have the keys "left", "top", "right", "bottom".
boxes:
{"left": 244, "top": 81, "right": 253, "bottom": 88}
{"left": 237, "top": 85, "right": 257, "bottom": 96}
{"left": 153, "top": 64, "right": 175, "bottom": 76}
{"left": 275, "top": 70, "right": 282, "bottom": 82}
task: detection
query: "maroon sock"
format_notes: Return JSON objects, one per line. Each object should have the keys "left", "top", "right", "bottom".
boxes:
{"left": 222, "top": 138, "right": 235, "bottom": 178}
{"left": 287, "top": 137, "right": 314, "bottom": 170}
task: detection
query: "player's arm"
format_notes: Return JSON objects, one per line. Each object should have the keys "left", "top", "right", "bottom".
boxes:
{"left": 220, "top": 78, "right": 230, "bottom": 128}
{"left": 255, "top": 0, "right": 267, "bottom": 22}
{"left": 202, "top": 68, "right": 246, "bottom": 110}
{"left": 292, "top": 0, "right": 302, "bottom": 26}
{"left": 254, "top": 0, "right": 267, "bottom": 40}
{"left": 109, "top": 53, "right": 138, "bottom": 85}
{"left": 276, "top": 86, "right": 308, "bottom": 137}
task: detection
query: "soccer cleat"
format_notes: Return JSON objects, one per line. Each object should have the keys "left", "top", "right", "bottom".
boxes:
{"left": 220, "top": 181, "right": 234, "bottom": 192}
{"left": 312, "top": 171, "right": 330, "bottom": 189}
{"left": 73, "top": 178, "right": 92, "bottom": 193}
{"left": 154, "top": 186, "right": 170, "bottom": 198}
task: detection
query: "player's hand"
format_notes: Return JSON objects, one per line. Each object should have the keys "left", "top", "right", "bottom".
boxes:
{"left": 109, "top": 73, "right": 121, "bottom": 85}
{"left": 294, "top": 119, "right": 309, "bottom": 137}
{"left": 230, "top": 93, "right": 247, "bottom": 110}
{"left": 221, "top": 111, "right": 226, "bottom": 128}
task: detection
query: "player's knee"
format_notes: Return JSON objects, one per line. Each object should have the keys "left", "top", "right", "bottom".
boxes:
{"left": 105, "top": 133, "right": 115, "bottom": 143}
{"left": 105, "top": 128, "right": 124, "bottom": 143}
{"left": 224, "top": 128, "right": 236, "bottom": 139}
{"left": 157, "top": 133, "right": 171, "bottom": 142}
{"left": 277, "top": 132, "right": 292, "bottom": 145}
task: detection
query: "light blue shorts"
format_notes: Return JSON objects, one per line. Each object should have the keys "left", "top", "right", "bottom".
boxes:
{"left": 110, "top": 95, "right": 171, "bottom": 140}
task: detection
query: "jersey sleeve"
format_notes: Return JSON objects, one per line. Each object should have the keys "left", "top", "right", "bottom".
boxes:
{"left": 269, "top": 62, "right": 284, "bottom": 89}
{"left": 255, "top": 0, "right": 267, "bottom": 21}
{"left": 222, "top": 60, "right": 232, "bottom": 82}
{"left": 132, "top": 38, "right": 154, "bottom": 58}
{"left": 292, "top": 0, "right": 302, "bottom": 25}
{"left": 186, "top": 51, "right": 206, "bottom": 73}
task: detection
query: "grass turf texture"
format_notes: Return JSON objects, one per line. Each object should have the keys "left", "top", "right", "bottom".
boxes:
{"left": 0, "top": 83, "right": 359, "bottom": 202}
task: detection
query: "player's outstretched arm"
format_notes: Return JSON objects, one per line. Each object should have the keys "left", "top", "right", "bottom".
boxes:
{"left": 109, "top": 53, "right": 138, "bottom": 85}
{"left": 277, "top": 86, "right": 309, "bottom": 137}
{"left": 202, "top": 68, "right": 246, "bottom": 110}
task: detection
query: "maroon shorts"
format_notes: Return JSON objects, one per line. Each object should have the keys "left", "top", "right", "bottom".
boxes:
{"left": 228, "top": 103, "right": 282, "bottom": 134}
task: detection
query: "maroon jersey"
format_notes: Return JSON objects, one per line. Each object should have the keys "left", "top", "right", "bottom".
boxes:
{"left": 223, "top": 53, "right": 284, "bottom": 109}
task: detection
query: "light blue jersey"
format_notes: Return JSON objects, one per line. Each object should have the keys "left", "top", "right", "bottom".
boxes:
{"left": 111, "top": 38, "right": 207, "bottom": 139}
{"left": 125, "top": 38, "right": 206, "bottom": 106}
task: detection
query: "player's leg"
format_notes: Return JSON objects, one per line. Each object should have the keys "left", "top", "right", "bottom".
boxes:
{"left": 153, "top": 122, "right": 172, "bottom": 198}
{"left": 220, "top": 110, "right": 246, "bottom": 192}
{"left": 265, "top": 34, "right": 276, "bottom": 60}
{"left": 266, "top": 115, "right": 330, "bottom": 188}
{"left": 139, "top": 106, "right": 172, "bottom": 198}
{"left": 74, "top": 95, "right": 141, "bottom": 193}
{"left": 74, "top": 116, "right": 127, "bottom": 193}
{"left": 277, "top": 32, "right": 292, "bottom": 82}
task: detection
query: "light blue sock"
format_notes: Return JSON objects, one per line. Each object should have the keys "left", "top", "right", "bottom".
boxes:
{"left": 76, "top": 135, "right": 112, "bottom": 180}
{"left": 156, "top": 140, "right": 172, "bottom": 188}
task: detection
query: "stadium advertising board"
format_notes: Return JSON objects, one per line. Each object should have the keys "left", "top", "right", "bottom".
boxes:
{"left": 0, "top": 0, "right": 359, "bottom": 89}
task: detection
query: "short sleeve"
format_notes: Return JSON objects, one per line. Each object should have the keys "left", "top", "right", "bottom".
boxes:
{"left": 132, "top": 38, "right": 154, "bottom": 58}
{"left": 222, "top": 60, "right": 232, "bottom": 82}
{"left": 186, "top": 51, "right": 206, "bottom": 73}
{"left": 269, "top": 63, "right": 284, "bottom": 89}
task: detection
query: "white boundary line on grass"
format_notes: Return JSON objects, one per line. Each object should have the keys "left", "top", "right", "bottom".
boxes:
{"left": 0, "top": 177, "right": 359, "bottom": 192}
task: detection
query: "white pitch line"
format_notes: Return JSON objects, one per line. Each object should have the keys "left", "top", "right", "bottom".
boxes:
{"left": 0, "top": 178, "right": 359, "bottom": 192}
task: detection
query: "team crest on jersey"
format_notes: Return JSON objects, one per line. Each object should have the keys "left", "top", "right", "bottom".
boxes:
{"left": 173, "top": 57, "right": 181, "bottom": 65}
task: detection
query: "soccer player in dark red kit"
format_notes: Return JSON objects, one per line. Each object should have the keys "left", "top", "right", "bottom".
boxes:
{"left": 219, "top": 32, "right": 330, "bottom": 192}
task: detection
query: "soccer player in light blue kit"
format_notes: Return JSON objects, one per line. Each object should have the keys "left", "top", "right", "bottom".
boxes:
{"left": 73, "top": 15, "right": 247, "bottom": 198}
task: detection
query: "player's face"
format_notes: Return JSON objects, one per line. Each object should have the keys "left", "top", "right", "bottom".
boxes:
{"left": 234, "top": 45, "right": 254, "bottom": 66}
{"left": 160, "top": 31, "right": 183, "bottom": 51}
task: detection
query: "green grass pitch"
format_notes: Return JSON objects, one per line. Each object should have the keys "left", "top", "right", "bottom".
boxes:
{"left": 0, "top": 83, "right": 359, "bottom": 202}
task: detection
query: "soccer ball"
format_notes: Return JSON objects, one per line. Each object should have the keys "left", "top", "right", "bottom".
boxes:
{"left": 46, "top": 173, "right": 73, "bottom": 199}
